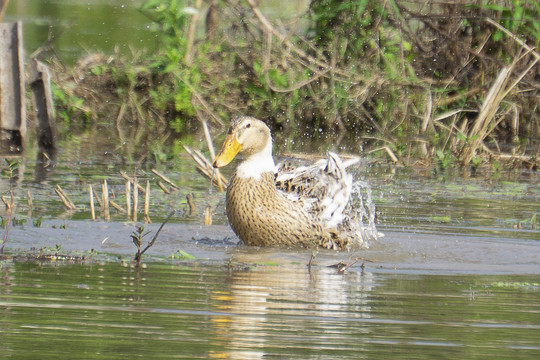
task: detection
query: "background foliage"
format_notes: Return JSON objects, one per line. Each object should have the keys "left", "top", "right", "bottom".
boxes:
{"left": 53, "top": 0, "right": 539, "bottom": 168}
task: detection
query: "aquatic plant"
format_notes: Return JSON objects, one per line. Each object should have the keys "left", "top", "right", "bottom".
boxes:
{"left": 132, "top": 209, "right": 176, "bottom": 266}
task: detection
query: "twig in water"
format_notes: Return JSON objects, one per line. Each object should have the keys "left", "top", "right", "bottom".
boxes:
{"left": 134, "top": 209, "right": 176, "bottom": 265}
{"left": 307, "top": 251, "right": 317, "bottom": 270}
{"left": 336, "top": 257, "right": 359, "bottom": 274}
{"left": 330, "top": 257, "right": 376, "bottom": 274}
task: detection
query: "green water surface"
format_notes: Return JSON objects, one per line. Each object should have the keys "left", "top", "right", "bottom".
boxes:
{"left": 1, "top": 262, "right": 539, "bottom": 359}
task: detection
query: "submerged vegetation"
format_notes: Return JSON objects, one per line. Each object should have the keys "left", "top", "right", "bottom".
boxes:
{"left": 46, "top": 0, "right": 539, "bottom": 169}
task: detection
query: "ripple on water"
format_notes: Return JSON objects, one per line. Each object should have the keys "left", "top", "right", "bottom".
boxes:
{"left": 1, "top": 262, "right": 539, "bottom": 359}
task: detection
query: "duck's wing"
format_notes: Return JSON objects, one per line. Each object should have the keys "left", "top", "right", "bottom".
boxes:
{"left": 275, "top": 152, "right": 359, "bottom": 228}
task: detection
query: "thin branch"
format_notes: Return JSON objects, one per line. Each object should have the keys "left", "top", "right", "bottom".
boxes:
{"left": 135, "top": 209, "right": 176, "bottom": 262}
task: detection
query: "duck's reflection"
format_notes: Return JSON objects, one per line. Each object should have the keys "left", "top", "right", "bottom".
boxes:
{"left": 209, "top": 254, "right": 375, "bottom": 359}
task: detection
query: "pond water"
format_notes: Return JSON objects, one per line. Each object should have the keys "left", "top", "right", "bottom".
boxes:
{"left": 1, "top": 133, "right": 539, "bottom": 358}
{"left": 1, "top": 262, "right": 539, "bottom": 359}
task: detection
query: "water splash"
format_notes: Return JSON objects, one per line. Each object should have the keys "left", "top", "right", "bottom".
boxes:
{"left": 349, "top": 180, "right": 380, "bottom": 247}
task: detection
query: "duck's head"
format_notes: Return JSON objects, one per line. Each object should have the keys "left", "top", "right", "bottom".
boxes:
{"left": 213, "top": 116, "right": 273, "bottom": 169}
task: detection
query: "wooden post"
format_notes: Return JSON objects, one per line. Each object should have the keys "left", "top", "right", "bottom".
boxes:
{"left": 29, "top": 59, "right": 58, "bottom": 161}
{"left": 0, "top": 21, "right": 26, "bottom": 156}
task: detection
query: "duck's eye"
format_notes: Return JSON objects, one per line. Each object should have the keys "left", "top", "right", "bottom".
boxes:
{"left": 245, "top": 123, "right": 251, "bottom": 129}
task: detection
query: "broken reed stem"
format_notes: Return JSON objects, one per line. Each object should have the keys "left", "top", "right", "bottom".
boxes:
{"left": 151, "top": 169, "right": 179, "bottom": 190}
{"left": 92, "top": 186, "right": 103, "bottom": 208}
{"left": 144, "top": 180, "right": 151, "bottom": 224}
{"left": 102, "top": 180, "right": 110, "bottom": 222}
{"left": 89, "top": 184, "right": 95, "bottom": 221}
{"left": 1, "top": 195, "right": 11, "bottom": 210}
{"left": 126, "top": 180, "right": 131, "bottom": 220}
{"left": 186, "top": 194, "right": 195, "bottom": 215}
{"left": 157, "top": 181, "right": 171, "bottom": 194}
{"left": 120, "top": 171, "right": 146, "bottom": 193}
{"left": 197, "top": 112, "right": 225, "bottom": 192}
{"left": 27, "top": 190, "right": 32, "bottom": 210}
{"left": 183, "top": 145, "right": 228, "bottom": 190}
{"left": 132, "top": 177, "right": 138, "bottom": 222}
{"left": 204, "top": 205, "right": 212, "bottom": 226}
{"left": 109, "top": 200, "right": 126, "bottom": 213}
{"left": 55, "top": 185, "right": 76, "bottom": 210}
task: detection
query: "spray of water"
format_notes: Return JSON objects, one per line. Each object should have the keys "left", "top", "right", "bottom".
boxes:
{"left": 347, "top": 179, "right": 380, "bottom": 247}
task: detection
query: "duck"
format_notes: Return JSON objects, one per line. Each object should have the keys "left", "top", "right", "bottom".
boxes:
{"left": 212, "top": 116, "right": 377, "bottom": 250}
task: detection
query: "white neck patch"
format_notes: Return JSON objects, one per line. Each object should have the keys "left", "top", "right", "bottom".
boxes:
{"left": 235, "top": 139, "right": 276, "bottom": 179}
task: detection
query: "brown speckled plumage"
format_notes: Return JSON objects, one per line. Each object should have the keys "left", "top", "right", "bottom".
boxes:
{"left": 226, "top": 172, "right": 328, "bottom": 248}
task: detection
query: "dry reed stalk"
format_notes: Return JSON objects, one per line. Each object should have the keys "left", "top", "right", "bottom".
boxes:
{"left": 109, "top": 200, "right": 126, "bottom": 213}
{"left": 26, "top": 190, "right": 33, "bottom": 218}
{"left": 183, "top": 145, "right": 228, "bottom": 190}
{"left": 157, "top": 181, "right": 171, "bottom": 194}
{"left": 115, "top": 103, "right": 127, "bottom": 142}
{"left": 184, "top": 0, "right": 203, "bottom": 65}
{"left": 384, "top": 146, "right": 399, "bottom": 163}
{"left": 196, "top": 109, "right": 226, "bottom": 191}
{"left": 144, "top": 180, "right": 151, "bottom": 224}
{"left": 132, "top": 177, "right": 138, "bottom": 222}
{"left": 486, "top": 18, "right": 540, "bottom": 60}
{"left": 175, "top": 75, "right": 223, "bottom": 126}
{"left": 186, "top": 194, "right": 195, "bottom": 215}
{"left": 204, "top": 206, "right": 212, "bottom": 226}
{"left": 151, "top": 169, "right": 179, "bottom": 190}
{"left": 55, "top": 185, "right": 76, "bottom": 210}
{"left": 120, "top": 171, "right": 146, "bottom": 193}
{"left": 102, "top": 180, "right": 110, "bottom": 222}
{"left": 245, "top": 0, "right": 327, "bottom": 73}
{"left": 419, "top": 91, "right": 433, "bottom": 156}
{"left": 27, "top": 190, "right": 32, "bottom": 210}
{"left": 1, "top": 195, "right": 11, "bottom": 210}
{"left": 0, "top": 0, "right": 10, "bottom": 22}
{"left": 125, "top": 180, "right": 131, "bottom": 220}
{"left": 461, "top": 65, "right": 513, "bottom": 165}
{"left": 92, "top": 186, "right": 103, "bottom": 208}
{"left": 458, "top": 18, "right": 540, "bottom": 165}
{"left": 89, "top": 185, "right": 95, "bottom": 221}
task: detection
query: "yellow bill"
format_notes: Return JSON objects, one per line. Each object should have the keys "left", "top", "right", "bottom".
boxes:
{"left": 213, "top": 133, "right": 242, "bottom": 168}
